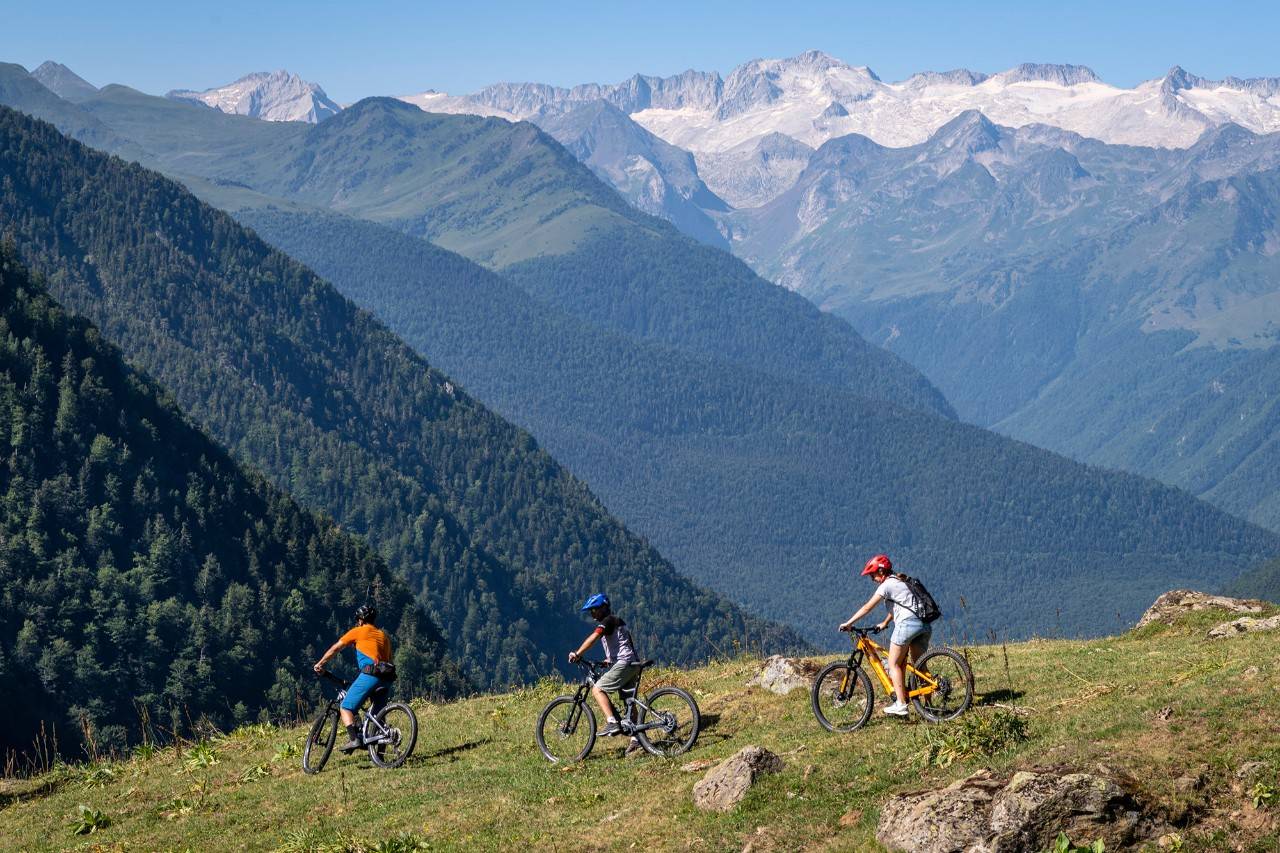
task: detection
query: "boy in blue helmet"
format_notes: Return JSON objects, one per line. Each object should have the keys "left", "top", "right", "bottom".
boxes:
{"left": 568, "top": 593, "right": 643, "bottom": 738}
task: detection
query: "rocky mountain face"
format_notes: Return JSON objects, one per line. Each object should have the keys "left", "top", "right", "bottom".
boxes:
{"left": 168, "top": 70, "right": 340, "bottom": 122}
{"left": 526, "top": 99, "right": 729, "bottom": 248}
{"left": 30, "top": 60, "right": 98, "bottom": 101}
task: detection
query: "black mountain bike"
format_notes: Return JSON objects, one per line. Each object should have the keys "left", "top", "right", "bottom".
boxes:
{"left": 535, "top": 659, "right": 700, "bottom": 763}
{"left": 302, "top": 669, "right": 418, "bottom": 773}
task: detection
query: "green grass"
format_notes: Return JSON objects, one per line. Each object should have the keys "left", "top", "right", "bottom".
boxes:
{"left": 3, "top": 610, "right": 1279, "bottom": 852}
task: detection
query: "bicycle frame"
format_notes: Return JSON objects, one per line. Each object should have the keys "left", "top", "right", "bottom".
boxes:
{"left": 844, "top": 633, "right": 939, "bottom": 699}
{"left": 566, "top": 661, "right": 671, "bottom": 736}
{"left": 316, "top": 670, "right": 397, "bottom": 746}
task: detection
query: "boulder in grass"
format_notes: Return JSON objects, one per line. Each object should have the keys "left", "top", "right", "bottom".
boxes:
{"left": 876, "top": 766, "right": 1160, "bottom": 853}
{"left": 988, "top": 769, "right": 1149, "bottom": 851}
{"left": 747, "top": 656, "right": 821, "bottom": 695}
{"left": 1207, "top": 613, "right": 1280, "bottom": 639}
{"left": 1135, "top": 590, "right": 1266, "bottom": 629}
{"left": 692, "top": 745, "right": 784, "bottom": 812}
{"left": 875, "top": 768, "right": 1004, "bottom": 853}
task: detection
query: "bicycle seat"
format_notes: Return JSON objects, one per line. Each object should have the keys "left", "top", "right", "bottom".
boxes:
{"left": 637, "top": 659, "right": 655, "bottom": 669}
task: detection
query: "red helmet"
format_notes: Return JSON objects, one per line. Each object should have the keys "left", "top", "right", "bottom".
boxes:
{"left": 861, "top": 554, "right": 892, "bottom": 576}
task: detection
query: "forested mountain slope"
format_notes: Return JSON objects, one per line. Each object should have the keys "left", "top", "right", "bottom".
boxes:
{"left": 0, "top": 247, "right": 462, "bottom": 756}
{"left": 42, "top": 83, "right": 952, "bottom": 419}
{"left": 0, "top": 106, "right": 802, "bottom": 685}
{"left": 233, "top": 205, "right": 1280, "bottom": 643}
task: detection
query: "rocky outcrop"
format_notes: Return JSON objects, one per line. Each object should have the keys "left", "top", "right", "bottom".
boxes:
{"left": 746, "top": 656, "right": 821, "bottom": 695}
{"left": 875, "top": 769, "right": 1004, "bottom": 852}
{"left": 1207, "top": 613, "right": 1280, "bottom": 638}
{"left": 692, "top": 745, "right": 784, "bottom": 812}
{"left": 877, "top": 767, "right": 1159, "bottom": 853}
{"left": 1135, "top": 590, "right": 1267, "bottom": 629}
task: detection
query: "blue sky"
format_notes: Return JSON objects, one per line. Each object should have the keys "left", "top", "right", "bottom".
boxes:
{"left": 6, "top": 1, "right": 1279, "bottom": 103}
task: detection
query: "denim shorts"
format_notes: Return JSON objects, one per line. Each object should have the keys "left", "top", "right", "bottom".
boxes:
{"left": 891, "top": 616, "right": 932, "bottom": 648}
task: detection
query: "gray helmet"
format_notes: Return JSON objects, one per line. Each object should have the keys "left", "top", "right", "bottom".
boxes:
{"left": 354, "top": 604, "right": 377, "bottom": 624}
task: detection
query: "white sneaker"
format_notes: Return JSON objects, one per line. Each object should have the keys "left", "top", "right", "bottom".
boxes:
{"left": 883, "top": 701, "right": 910, "bottom": 717}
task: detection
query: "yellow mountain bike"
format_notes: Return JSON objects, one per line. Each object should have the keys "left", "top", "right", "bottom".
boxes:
{"left": 811, "top": 626, "right": 973, "bottom": 732}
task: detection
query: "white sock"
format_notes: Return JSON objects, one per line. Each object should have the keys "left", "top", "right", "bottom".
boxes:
{"left": 607, "top": 717, "right": 618, "bottom": 724}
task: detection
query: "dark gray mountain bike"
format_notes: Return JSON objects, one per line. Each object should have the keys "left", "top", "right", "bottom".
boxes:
{"left": 535, "top": 659, "right": 700, "bottom": 763}
{"left": 302, "top": 669, "right": 418, "bottom": 773}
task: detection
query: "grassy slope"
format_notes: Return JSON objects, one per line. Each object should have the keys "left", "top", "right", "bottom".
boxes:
{"left": 4, "top": 607, "right": 1279, "bottom": 852}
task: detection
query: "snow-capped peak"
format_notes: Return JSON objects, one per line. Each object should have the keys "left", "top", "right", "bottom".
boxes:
{"left": 167, "top": 70, "right": 340, "bottom": 123}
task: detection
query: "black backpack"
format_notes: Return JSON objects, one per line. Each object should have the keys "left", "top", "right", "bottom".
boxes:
{"left": 895, "top": 574, "right": 942, "bottom": 623}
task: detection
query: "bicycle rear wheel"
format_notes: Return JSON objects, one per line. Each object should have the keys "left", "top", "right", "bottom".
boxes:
{"left": 909, "top": 647, "right": 974, "bottom": 723}
{"left": 366, "top": 702, "right": 418, "bottom": 768}
{"left": 811, "top": 662, "right": 874, "bottom": 733}
{"left": 302, "top": 706, "right": 339, "bottom": 774}
{"left": 635, "top": 687, "right": 700, "bottom": 757}
{"left": 536, "top": 696, "right": 596, "bottom": 763}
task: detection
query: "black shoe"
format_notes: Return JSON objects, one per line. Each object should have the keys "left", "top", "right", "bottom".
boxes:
{"left": 600, "top": 721, "right": 624, "bottom": 737}
{"left": 339, "top": 724, "right": 364, "bottom": 753}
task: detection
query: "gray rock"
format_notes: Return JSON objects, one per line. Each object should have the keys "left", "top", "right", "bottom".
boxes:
{"left": 1136, "top": 590, "right": 1267, "bottom": 629}
{"left": 747, "top": 655, "right": 820, "bottom": 695}
{"left": 1236, "top": 761, "right": 1268, "bottom": 780}
{"left": 876, "top": 767, "right": 1157, "bottom": 853}
{"left": 876, "top": 769, "right": 1004, "bottom": 853}
{"left": 1207, "top": 613, "right": 1280, "bottom": 638}
{"left": 989, "top": 769, "right": 1150, "bottom": 851}
{"left": 692, "top": 745, "right": 784, "bottom": 812}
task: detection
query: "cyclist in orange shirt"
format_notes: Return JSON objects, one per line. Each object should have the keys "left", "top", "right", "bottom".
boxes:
{"left": 313, "top": 605, "right": 395, "bottom": 752}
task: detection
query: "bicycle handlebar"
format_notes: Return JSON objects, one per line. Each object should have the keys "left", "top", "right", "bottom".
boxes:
{"left": 314, "top": 668, "right": 351, "bottom": 689}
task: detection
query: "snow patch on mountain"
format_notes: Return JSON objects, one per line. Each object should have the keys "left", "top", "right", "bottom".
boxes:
{"left": 168, "top": 71, "right": 340, "bottom": 123}
{"left": 398, "top": 90, "right": 516, "bottom": 120}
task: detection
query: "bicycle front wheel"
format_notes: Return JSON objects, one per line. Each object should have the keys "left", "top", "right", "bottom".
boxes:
{"left": 302, "top": 706, "right": 339, "bottom": 774}
{"left": 909, "top": 647, "right": 974, "bottom": 723}
{"left": 536, "top": 696, "right": 596, "bottom": 763}
{"left": 636, "top": 687, "right": 700, "bottom": 757}
{"left": 811, "top": 662, "right": 874, "bottom": 733}
{"left": 366, "top": 702, "right": 418, "bottom": 768}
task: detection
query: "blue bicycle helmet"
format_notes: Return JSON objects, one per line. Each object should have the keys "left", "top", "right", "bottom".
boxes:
{"left": 580, "top": 593, "right": 609, "bottom": 611}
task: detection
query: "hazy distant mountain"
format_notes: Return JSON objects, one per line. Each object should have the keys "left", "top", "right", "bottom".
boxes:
{"left": 723, "top": 109, "right": 1280, "bottom": 529}
{"left": 30, "top": 60, "right": 97, "bottom": 101}
{"left": 0, "top": 63, "right": 144, "bottom": 158}
{"left": 168, "top": 70, "right": 340, "bottom": 122}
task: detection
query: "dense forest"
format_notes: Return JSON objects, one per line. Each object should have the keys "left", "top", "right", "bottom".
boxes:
{"left": 0, "top": 106, "right": 803, "bottom": 688}
{"left": 0, "top": 247, "right": 465, "bottom": 757}
{"left": 236, "top": 206, "right": 1280, "bottom": 643}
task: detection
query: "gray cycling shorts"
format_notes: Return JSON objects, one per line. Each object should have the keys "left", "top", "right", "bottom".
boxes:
{"left": 595, "top": 661, "right": 643, "bottom": 693}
